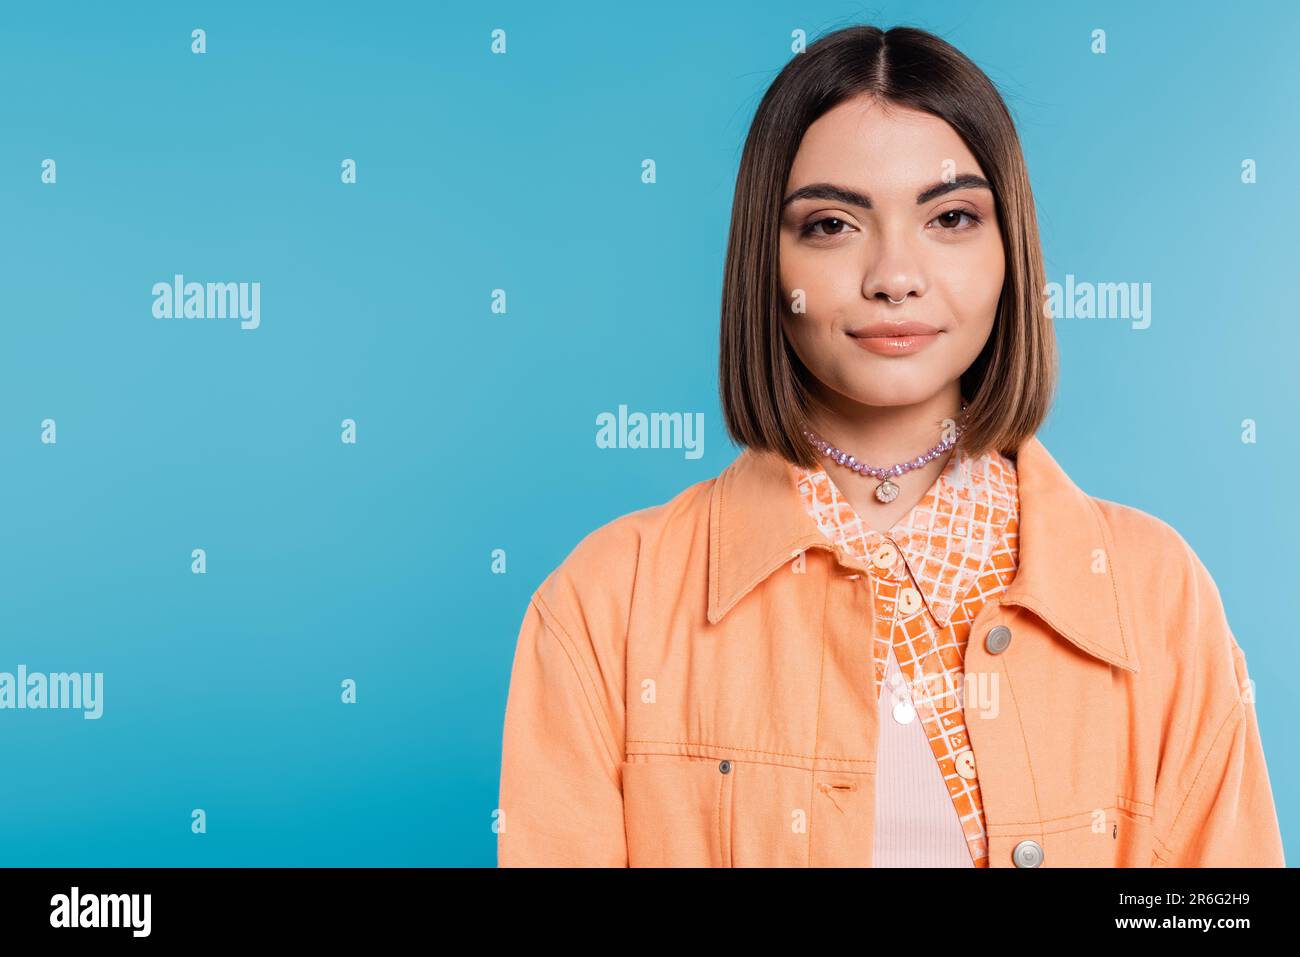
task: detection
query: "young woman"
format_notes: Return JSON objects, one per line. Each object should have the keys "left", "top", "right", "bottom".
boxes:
{"left": 496, "top": 24, "right": 1285, "bottom": 868}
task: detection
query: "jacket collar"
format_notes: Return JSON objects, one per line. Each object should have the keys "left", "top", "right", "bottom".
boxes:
{"left": 706, "top": 434, "right": 1141, "bottom": 674}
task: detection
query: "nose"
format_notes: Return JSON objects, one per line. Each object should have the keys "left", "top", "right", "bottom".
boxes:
{"left": 862, "top": 226, "right": 926, "bottom": 305}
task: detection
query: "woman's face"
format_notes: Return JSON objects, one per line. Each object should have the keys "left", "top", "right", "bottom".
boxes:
{"left": 778, "top": 95, "right": 1005, "bottom": 413}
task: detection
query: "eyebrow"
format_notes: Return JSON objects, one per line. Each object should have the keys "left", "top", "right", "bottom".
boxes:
{"left": 781, "top": 173, "right": 993, "bottom": 210}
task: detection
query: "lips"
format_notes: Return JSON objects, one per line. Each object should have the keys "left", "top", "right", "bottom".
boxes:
{"left": 847, "top": 321, "right": 941, "bottom": 338}
{"left": 847, "top": 323, "right": 942, "bottom": 357}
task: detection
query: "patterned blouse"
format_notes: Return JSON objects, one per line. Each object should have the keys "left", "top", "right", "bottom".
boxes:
{"left": 793, "top": 442, "right": 1020, "bottom": 868}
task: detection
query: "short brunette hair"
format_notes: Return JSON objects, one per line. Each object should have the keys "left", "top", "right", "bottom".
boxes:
{"left": 719, "top": 24, "right": 1057, "bottom": 467}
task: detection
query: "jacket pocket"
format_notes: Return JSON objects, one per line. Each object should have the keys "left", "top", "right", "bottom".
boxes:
{"left": 1030, "top": 803, "right": 1154, "bottom": 866}
{"left": 621, "top": 755, "right": 735, "bottom": 867}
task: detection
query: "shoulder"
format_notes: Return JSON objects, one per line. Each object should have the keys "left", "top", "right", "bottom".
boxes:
{"left": 1089, "top": 496, "right": 1246, "bottom": 701}
{"left": 1090, "top": 494, "right": 1199, "bottom": 580}
{"left": 530, "top": 472, "right": 718, "bottom": 643}
{"left": 1091, "top": 497, "right": 1235, "bottom": 638}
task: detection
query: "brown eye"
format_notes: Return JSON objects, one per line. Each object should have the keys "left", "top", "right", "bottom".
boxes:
{"left": 801, "top": 216, "right": 854, "bottom": 238}
{"left": 932, "top": 209, "right": 982, "bottom": 230}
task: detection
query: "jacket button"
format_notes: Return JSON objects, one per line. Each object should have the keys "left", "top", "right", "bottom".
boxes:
{"left": 1012, "top": 840, "right": 1044, "bottom": 868}
{"left": 985, "top": 625, "right": 1013, "bottom": 654}
{"left": 719, "top": 760, "right": 732, "bottom": 774}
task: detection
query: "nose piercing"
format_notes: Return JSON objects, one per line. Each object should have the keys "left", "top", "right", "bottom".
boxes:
{"left": 885, "top": 295, "right": 906, "bottom": 304}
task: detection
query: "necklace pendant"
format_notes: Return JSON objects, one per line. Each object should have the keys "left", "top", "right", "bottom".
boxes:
{"left": 874, "top": 478, "right": 900, "bottom": 503}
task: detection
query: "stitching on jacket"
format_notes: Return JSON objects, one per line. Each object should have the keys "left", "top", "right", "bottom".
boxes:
{"left": 715, "top": 767, "right": 724, "bottom": 866}
{"left": 709, "top": 467, "right": 725, "bottom": 617}
{"left": 992, "top": 802, "right": 1152, "bottom": 828}
{"left": 532, "top": 592, "right": 625, "bottom": 781}
{"left": 808, "top": 554, "right": 832, "bottom": 867}
{"left": 1011, "top": 814, "right": 1124, "bottom": 837}
{"left": 624, "top": 739, "right": 874, "bottom": 764}
{"left": 623, "top": 747, "right": 875, "bottom": 777}
{"left": 1089, "top": 496, "right": 1135, "bottom": 666}
{"left": 999, "top": 654, "right": 1046, "bottom": 841}
{"left": 1113, "top": 803, "right": 1151, "bottom": 826}
{"left": 1151, "top": 835, "right": 1174, "bottom": 865}
{"left": 1157, "top": 696, "right": 1244, "bottom": 864}
{"left": 1117, "top": 794, "right": 1155, "bottom": 815}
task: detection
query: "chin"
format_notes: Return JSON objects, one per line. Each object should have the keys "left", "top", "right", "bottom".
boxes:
{"left": 829, "top": 369, "right": 938, "bottom": 404}
{"left": 831, "top": 384, "right": 938, "bottom": 409}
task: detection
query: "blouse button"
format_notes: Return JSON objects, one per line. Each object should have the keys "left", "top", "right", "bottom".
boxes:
{"left": 892, "top": 698, "right": 916, "bottom": 724}
{"left": 871, "top": 542, "right": 899, "bottom": 570}
{"left": 718, "top": 760, "right": 732, "bottom": 774}
{"left": 898, "top": 587, "right": 923, "bottom": 616}
{"left": 954, "top": 748, "right": 977, "bottom": 779}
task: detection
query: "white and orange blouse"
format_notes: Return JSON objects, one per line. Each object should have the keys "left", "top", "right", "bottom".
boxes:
{"left": 794, "top": 442, "right": 1020, "bottom": 868}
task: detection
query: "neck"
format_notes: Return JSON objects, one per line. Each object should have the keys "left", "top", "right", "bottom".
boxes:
{"left": 805, "top": 386, "right": 965, "bottom": 533}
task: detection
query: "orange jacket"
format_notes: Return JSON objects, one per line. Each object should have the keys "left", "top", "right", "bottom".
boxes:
{"left": 496, "top": 434, "right": 1285, "bottom": 867}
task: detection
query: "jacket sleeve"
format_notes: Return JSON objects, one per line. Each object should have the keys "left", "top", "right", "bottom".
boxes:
{"left": 497, "top": 593, "right": 628, "bottom": 867}
{"left": 1151, "top": 553, "right": 1285, "bottom": 867}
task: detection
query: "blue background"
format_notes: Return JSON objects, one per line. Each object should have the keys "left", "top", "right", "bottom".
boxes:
{"left": 1, "top": 0, "right": 1296, "bottom": 866}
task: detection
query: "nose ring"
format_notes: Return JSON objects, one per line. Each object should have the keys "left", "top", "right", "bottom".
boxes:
{"left": 885, "top": 295, "right": 906, "bottom": 304}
